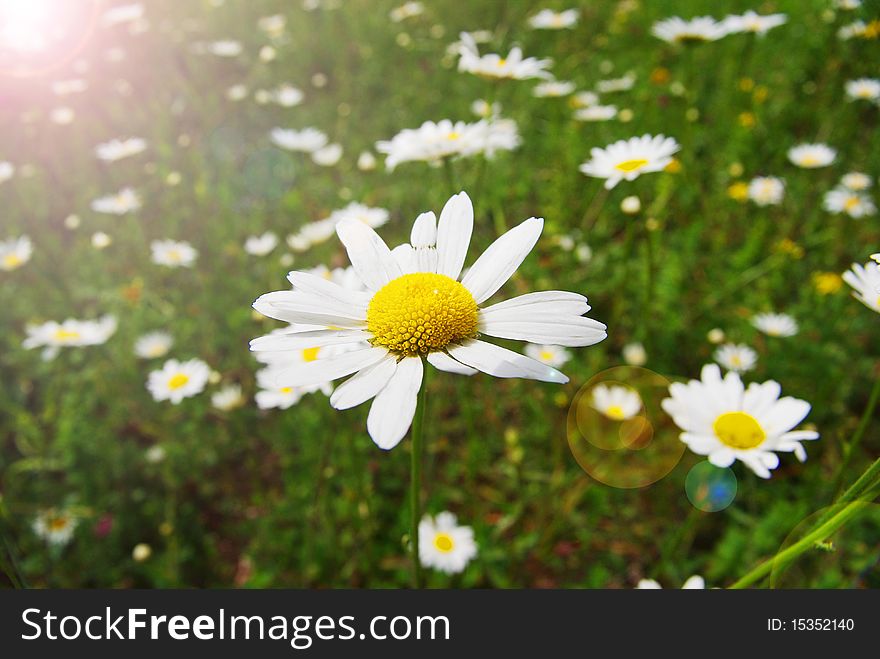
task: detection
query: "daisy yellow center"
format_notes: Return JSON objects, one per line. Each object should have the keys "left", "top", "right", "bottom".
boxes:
{"left": 168, "top": 373, "right": 189, "bottom": 390}
{"left": 497, "top": 58, "right": 507, "bottom": 67}
{"left": 167, "top": 249, "right": 181, "bottom": 261}
{"left": 844, "top": 196, "right": 860, "bottom": 210}
{"left": 280, "top": 386, "right": 294, "bottom": 394}
{"left": 366, "top": 273, "right": 478, "bottom": 356}
{"left": 446, "top": 131, "right": 460, "bottom": 140}
{"left": 713, "top": 411, "right": 766, "bottom": 450}
{"left": 53, "top": 329, "right": 80, "bottom": 341}
{"left": 48, "top": 517, "right": 69, "bottom": 531}
{"left": 606, "top": 405, "right": 626, "bottom": 420}
{"left": 614, "top": 158, "right": 648, "bottom": 172}
{"left": 3, "top": 253, "right": 22, "bottom": 268}
{"left": 433, "top": 532, "right": 455, "bottom": 553}
{"left": 539, "top": 350, "right": 554, "bottom": 361}
{"left": 302, "top": 347, "right": 320, "bottom": 362}
{"left": 800, "top": 155, "right": 818, "bottom": 166}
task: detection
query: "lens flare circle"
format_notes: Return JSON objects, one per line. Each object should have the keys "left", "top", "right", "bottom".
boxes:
{"left": 685, "top": 461, "right": 737, "bottom": 512}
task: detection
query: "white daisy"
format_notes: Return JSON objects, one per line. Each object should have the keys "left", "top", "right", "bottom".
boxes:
{"left": 751, "top": 313, "right": 798, "bottom": 337}
{"left": 226, "top": 84, "right": 248, "bottom": 101}
{"left": 662, "top": 364, "right": 819, "bottom": 478}
{"left": 23, "top": 316, "right": 117, "bottom": 352}
{"left": 287, "top": 220, "right": 337, "bottom": 252}
{"left": 747, "top": 176, "right": 785, "bottom": 206}
{"left": 1, "top": 235, "right": 32, "bottom": 271}
{"left": 90, "top": 187, "right": 141, "bottom": 215}
{"left": 590, "top": 383, "right": 642, "bottom": 421}
{"left": 147, "top": 358, "right": 210, "bottom": 404}
{"left": 33, "top": 509, "right": 78, "bottom": 546}
{"left": 418, "top": 512, "right": 477, "bottom": 574}
{"left": 457, "top": 32, "right": 553, "bottom": 81}
{"left": 389, "top": 1, "right": 423, "bottom": 22}
{"left": 254, "top": 360, "right": 333, "bottom": 410}
{"left": 572, "top": 91, "right": 599, "bottom": 108}
{"left": 268, "top": 83, "right": 304, "bottom": 107}
{"left": 637, "top": 575, "right": 705, "bottom": 589}
{"left": 528, "top": 9, "right": 579, "bottom": 30}
{"left": 212, "top": 383, "right": 245, "bottom": 411}
{"left": 723, "top": 11, "right": 787, "bottom": 36}
{"left": 574, "top": 105, "right": 618, "bottom": 122}
{"left": 357, "top": 151, "right": 377, "bottom": 171}
{"left": 843, "top": 261, "right": 880, "bottom": 313}
{"left": 206, "top": 40, "right": 242, "bottom": 57}
{"left": 838, "top": 20, "right": 867, "bottom": 40}
{"left": 841, "top": 172, "right": 872, "bottom": 191}
{"left": 244, "top": 232, "right": 279, "bottom": 256}
{"left": 134, "top": 331, "right": 174, "bottom": 359}
{"left": 251, "top": 192, "right": 607, "bottom": 449}
{"left": 151, "top": 239, "right": 197, "bottom": 267}
{"left": 714, "top": 343, "right": 757, "bottom": 373}
{"left": 524, "top": 343, "right": 571, "bottom": 368}
{"left": 0, "top": 160, "right": 14, "bottom": 183}
{"left": 622, "top": 342, "right": 647, "bottom": 366}
{"left": 311, "top": 143, "right": 343, "bottom": 166}
{"left": 834, "top": 0, "right": 862, "bottom": 8}
{"left": 651, "top": 16, "right": 729, "bottom": 44}
{"left": 787, "top": 143, "right": 836, "bottom": 169}
{"left": 533, "top": 80, "right": 576, "bottom": 98}
{"left": 823, "top": 188, "right": 876, "bottom": 218}
{"left": 95, "top": 137, "right": 147, "bottom": 162}
{"left": 595, "top": 74, "right": 635, "bottom": 93}
{"left": 579, "top": 134, "right": 680, "bottom": 190}
{"left": 845, "top": 78, "right": 880, "bottom": 102}
{"left": 257, "top": 14, "right": 286, "bottom": 37}
{"left": 270, "top": 127, "right": 328, "bottom": 153}
{"left": 329, "top": 203, "right": 390, "bottom": 231}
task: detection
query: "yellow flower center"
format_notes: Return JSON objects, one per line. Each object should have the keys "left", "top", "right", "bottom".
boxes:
{"left": 446, "top": 131, "right": 460, "bottom": 140}
{"left": 497, "top": 58, "right": 507, "bottom": 67}
{"left": 280, "top": 386, "right": 294, "bottom": 394}
{"left": 713, "top": 411, "right": 766, "bottom": 450}
{"left": 844, "top": 196, "right": 860, "bottom": 211}
{"left": 301, "top": 347, "right": 320, "bottom": 362}
{"left": 3, "top": 253, "right": 23, "bottom": 269}
{"left": 800, "top": 155, "right": 818, "bottom": 167}
{"left": 168, "top": 373, "right": 190, "bottom": 390}
{"left": 539, "top": 350, "right": 554, "bottom": 362}
{"left": 606, "top": 405, "right": 626, "bottom": 420}
{"left": 433, "top": 532, "right": 455, "bottom": 553}
{"left": 53, "top": 328, "right": 81, "bottom": 342}
{"left": 366, "top": 273, "right": 478, "bottom": 356}
{"left": 615, "top": 158, "right": 649, "bottom": 172}
{"left": 48, "top": 516, "right": 69, "bottom": 531}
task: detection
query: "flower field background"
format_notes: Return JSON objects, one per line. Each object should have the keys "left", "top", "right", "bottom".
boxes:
{"left": 1, "top": 0, "right": 879, "bottom": 588}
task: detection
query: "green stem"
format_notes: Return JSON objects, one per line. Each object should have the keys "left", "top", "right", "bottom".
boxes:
{"left": 409, "top": 362, "right": 428, "bottom": 589}
{"left": 833, "top": 372, "right": 880, "bottom": 496}
{"left": 442, "top": 158, "right": 456, "bottom": 195}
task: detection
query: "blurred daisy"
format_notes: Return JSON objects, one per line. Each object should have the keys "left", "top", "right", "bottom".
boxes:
{"left": 623, "top": 342, "right": 647, "bottom": 366}
{"left": 457, "top": 32, "right": 553, "bottom": 80}
{"left": 834, "top": 0, "right": 861, "bottom": 8}
{"left": 206, "top": 40, "right": 242, "bottom": 57}
{"left": 91, "top": 187, "right": 141, "bottom": 215}
{"left": 357, "top": 151, "right": 377, "bottom": 171}
{"left": 329, "top": 202, "right": 390, "bottom": 230}
{"left": 390, "top": 1, "right": 423, "bottom": 22}
{"left": 652, "top": 16, "right": 728, "bottom": 43}
{"left": 212, "top": 384, "right": 245, "bottom": 411}
{"left": 590, "top": 383, "right": 642, "bottom": 421}
{"left": 788, "top": 143, "right": 836, "bottom": 169}
{"left": 251, "top": 191, "right": 606, "bottom": 449}
{"left": 267, "top": 83, "right": 304, "bottom": 107}
{"left": 147, "top": 358, "right": 210, "bottom": 404}
{"left": 91, "top": 232, "right": 112, "bottom": 249}
{"left": 575, "top": 105, "right": 617, "bottom": 122}
{"left": 572, "top": 91, "right": 599, "bottom": 107}
{"left": 751, "top": 313, "right": 798, "bottom": 337}
{"left": 596, "top": 74, "right": 635, "bottom": 93}
{"left": 134, "top": 331, "right": 173, "bottom": 359}
{"left": 843, "top": 261, "right": 880, "bottom": 313}
{"left": 845, "top": 78, "right": 880, "bottom": 102}
{"left": 95, "top": 137, "right": 146, "bottom": 161}
{"left": 418, "top": 512, "right": 477, "bottom": 574}
{"left": 33, "top": 509, "right": 78, "bottom": 546}
{"left": 50, "top": 107, "right": 75, "bottom": 125}
{"left": 524, "top": 343, "right": 571, "bottom": 368}
{"left": 841, "top": 172, "right": 872, "bottom": 191}
{"left": 533, "top": 80, "right": 575, "bottom": 98}
{"left": 311, "top": 143, "right": 343, "bottom": 166}
{"left": 714, "top": 343, "right": 757, "bottom": 373}
{"left": 254, "top": 355, "right": 334, "bottom": 409}
{"left": 255, "top": 370, "right": 305, "bottom": 410}
{"left": 245, "top": 232, "right": 279, "bottom": 256}
{"left": 0, "top": 160, "right": 14, "bottom": 183}
{"left": 1, "top": 235, "right": 32, "bottom": 271}
{"left": 621, "top": 196, "right": 641, "bottom": 214}
{"left": 638, "top": 575, "right": 705, "bottom": 589}
{"left": 838, "top": 21, "right": 867, "bottom": 40}
{"left": 723, "top": 11, "right": 787, "bottom": 36}
{"left": 151, "top": 239, "right": 197, "bottom": 267}
{"left": 823, "top": 188, "right": 876, "bottom": 218}
{"left": 747, "top": 176, "right": 785, "bottom": 206}
{"left": 662, "top": 364, "right": 819, "bottom": 478}
{"left": 270, "top": 127, "right": 328, "bottom": 153}
{"left": 528, "top": 9, "right": 579, "bottom": 30}
{"left": 471, "top": 99, "right": 499, "bottom": 118}
{"left": 226, "top": 84, "right": 248, "bottom": 101}
{"left": 258, "top": 14, "right": 286, "bottom": 37}
{"left": 23, "top": 316, "right": 117, "bottom": 358}
{"left": 579, "top": 134, "right": 680, "bottom": 189}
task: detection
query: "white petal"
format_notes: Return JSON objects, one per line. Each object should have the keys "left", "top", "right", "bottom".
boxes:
{"left": 427, "top": 351, "right": 477, "bottom": 375}
{"left": 330, "top": 355, "right": 399, "bottom": 410}
{"left": 410, "top": 211, "right": 437, "bottom": 248}
{"left": 479, "top": 315, "right": 606, "bottom": 347}
{"left": 253, "top": 291, "right": 366, "bottom": 328}
{"left": 367, "top": 357, "right": 424, "bottom": 449}
{"left": 480, "top": 290, "right": 591, "bottom": 318}
{"left": 275, "top": 346, "right": 387, "bottom": 388}
{"left": 707, "top": 448, "right": 736, "bottom": 468}
{"left": 250, "top": 328, "right": 370, "bottom": 352}
{"left": 287, "top": 270, "right": 371, "bottom": 308}
{"left": 336, "top": 220, "right": 401, "bottom": 291}
{"left": 435, "top": 192, "right": 473, "bottom": 280}
{"left": 391, "top": 243, "right": 418, "bottom": 273}
{"left": 461, "top": 217, "right": 543, "bottom": 303}
{"left": 447, "top": 339, "right": 567, "bottom": 383}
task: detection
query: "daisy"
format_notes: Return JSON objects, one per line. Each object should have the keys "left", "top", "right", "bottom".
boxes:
{"left": 533, "top": 80, "right": 575, "bottom": 98}
{"left": 838, "top": 21, "right": 867, "bottom": 40}
{"left": 226, "top": 84, "right": 248, "bottom": 101}
{"left": 590, "top": 383, "right": 642, "bottom": 421}
{"left": 787, "top": 143, "right": 836, "bottom": 169}
{"left": 255, "top": 369, "right": 305, "bottom": 410}
{"left": 147, "top": 358, "right": 210, "bottom": 404}
{"left": 843, "top": 261, "right": 880, "bottom": 313}
{"left": 751, "top": 313, "right": 798, "bottom": 337}
{"left": 651, "top": 16, "right": 729, "bottom": 44}
{"left": 747, "top": 176, "right": 785, "bottom": 206}
{"left": 0, "top": 160, "right": 14, "bottom": 183}
{"left": 823, "top": 188, "right": 876, "bottom": 218}
{"left": 91, "top": 232, "right": 112, "bottom": 249}
{"left": 418, "top": 512, "right": 477, "bottom": 574}
{"left": 206, "top": 40, "right": 242, "bottom": 57}
{"left": 95, "top": 137, "right": 147, "bottom": 162}
{"left": 872, "top": 254, "right": 880, "bottom": 265}
{"left": 251, "top": 191, "right": 607, "bottom": 449}
{"left": 270, "top": 127, "right": 329, "bottom": 153}
{"left": 90, "top": 187, "right": 141, "bottom": 215}
{"left": 524, "top": 343, "right": 571, "bottom": 368}
{"left": 151, "top": 239, "right": 197, "bottom": 267}
{"left": 662, "top": 364, "right": 819, "bottom": 478}
{"left": 574, "top": 105, "right": 617, "bottom": 122}
{"left": 134, "top": 331, "right": 174, "bottom": 359}
{"left": 621, "top": 196, "right": 641, "bottom": 214}
{"left": 33, "top": 509, "right": 78, "bottom": 546}
{"left": 258, "top": 14, "right": 286, "bottom": 37}
{"left": 212, "top": 384, "right": 245, "bottom": 411}
{"left": 457, "top": 32, "right": 553, "bottom": 81}
{"left": 1, "top": 235, "right": 32, "bottom": 271}
{"left": 254, "top": 351, "right": 334, "bottom": 409}
{"left": 622, "top": 342, "right": 647, "bottom": 366}
{"left": 244, "top": 232, "right": 279, "bottom": 256}
{"left": 595, "top": 74, "right": 635, "bottom": 93}
{"left": 723, "top": 11, "right": 787, "bottom": 36}
{"left": 841, "top": 172, "right": 872, "bottom": 191}
{"left": 579, "top": 134, "right": 680, "bottom": 190}
{"left": 572, "top": 91, "right": 599, "bottom": 108}
{"left": 714, "top": 343, "right": 757, "bottom": 373}
{"left": 328, "top": 203, "right": 390, "bottom": 231}
{"left": 23, "top": 316, "right": 117, "bottom": 351}
{"left": 287, "top": 219, "right": 337, "bottom": 252}
{"left": 357, "top": 151, "right": 377, "bottom": 171}
{"left": 267, "top": 83, "right": 304, "bottom": 107}
{"left": 311, "top": 143, "right": 343, "bottom": 166}
{"left": 389, "top": 1, "right": 424, "bottom": 22}
{"left": 834, "top": 0, "right": 862, "bottom": 8}
{"left": 845, "top": 78, "right": 880, "bottom": 102}
{"left": 637, "top": 575, "right": 705, "bottom": 589}
{"left": 528, "top": 9, "right": 579, "bottom": 30}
